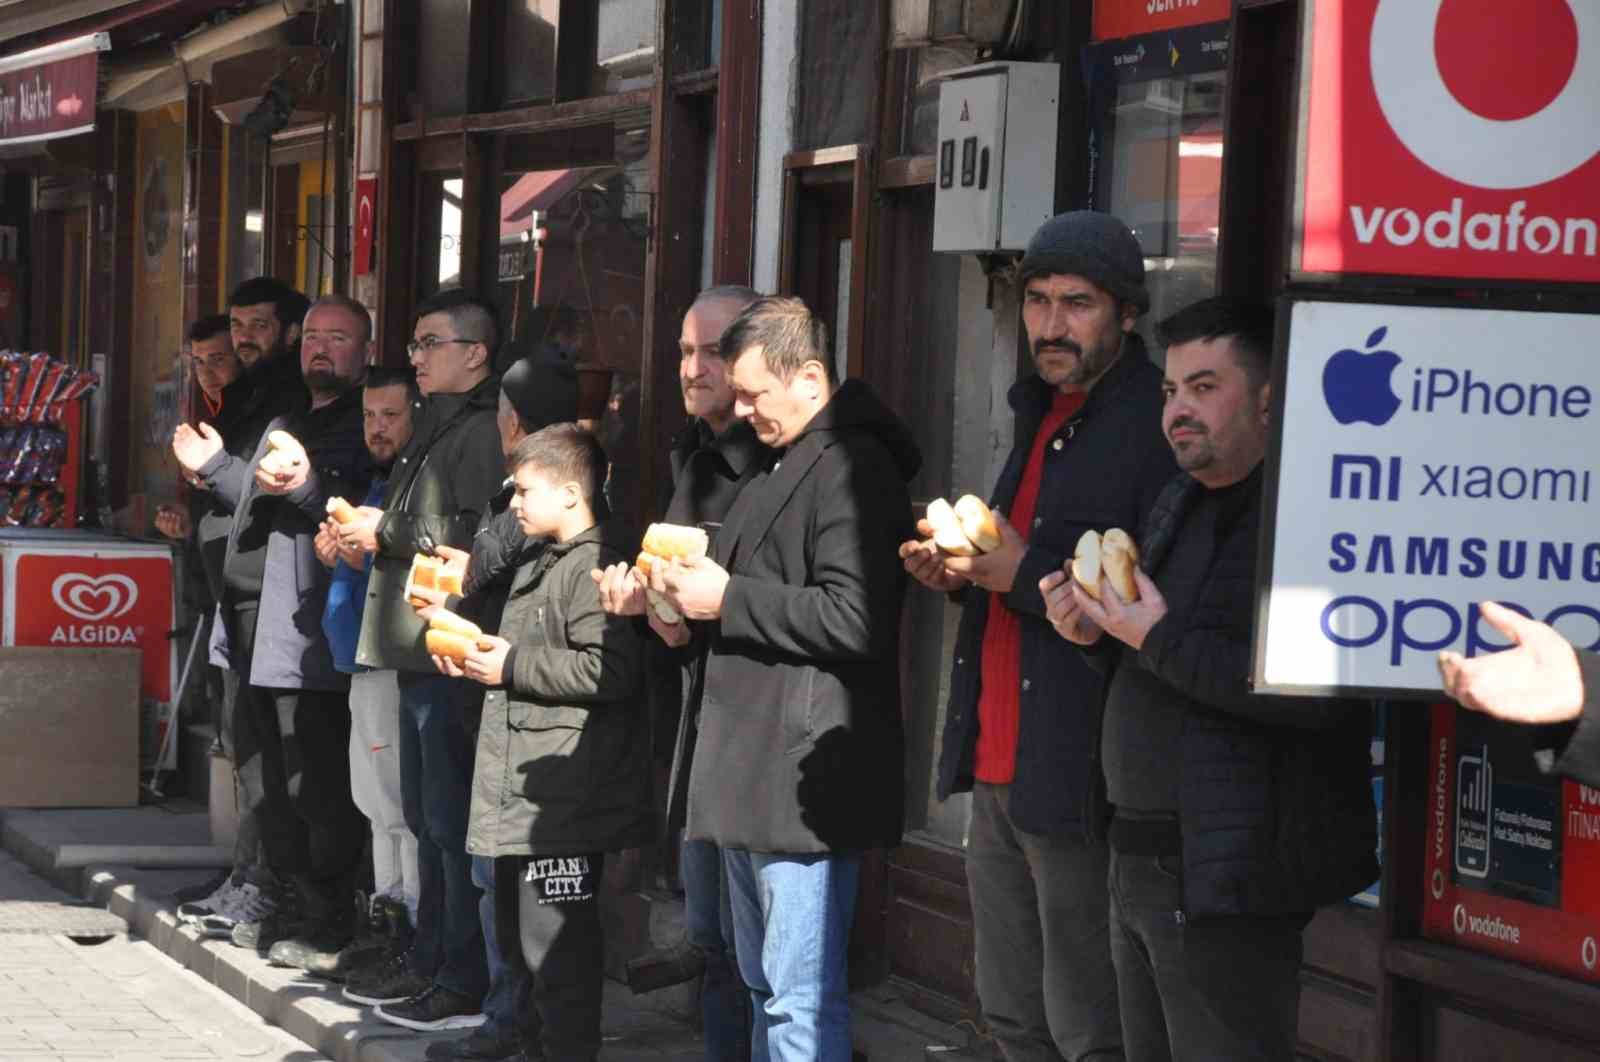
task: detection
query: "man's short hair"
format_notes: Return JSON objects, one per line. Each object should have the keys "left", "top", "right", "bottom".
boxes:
{"left": 308, "top": 294, "right": 374, "bottom": 343}
{"left": 719, "top": 295, "right": 833, "bottom": 383}
{"left": 1157, "top": 297, "right": 1276, "bottom": 389}
{"left": 187, "top": 314, "right": 231, "bottom": 344}
{"left": 416, "top": 288, "right": 499, "bottom": 354}
{"left": 365, "top": 365, "right": 420, "bottom": 405}
{"left": 508, "top": 423, "right": 607, "bottom": 508}
{"left": 228, "top": 276, "right": 311, "bottom": 331}
{"left": 692, "top": 285, "right": 762, "bottom": 316}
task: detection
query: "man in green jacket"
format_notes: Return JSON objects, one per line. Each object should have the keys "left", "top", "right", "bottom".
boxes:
{"left": 335, "top": 289, "right": 505, "bottom": 1031}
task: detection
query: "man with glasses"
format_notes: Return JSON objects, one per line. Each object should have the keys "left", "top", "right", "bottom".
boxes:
{"left": 335, "top": 289, "right": 506, "bottom": 1033}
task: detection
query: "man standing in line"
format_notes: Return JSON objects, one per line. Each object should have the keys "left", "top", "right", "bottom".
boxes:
{"left": 596, "top": 284, "right": 766, "bottom": 1062}
{"left": 337, "top": 289, "right": 506, "bottom": 1031}
{"left": 171, "top": 278, "right": 313, "bottom": 936}
{"left": 276, "top": 365, "right": 423, "bottom": 980}
{"left": 902, "top": 212, "right": 1174, "bottom": 1062}
{"left": 192, "top": 295, "right": 377, "bottom": 954}
{"left": 652, "top": 295, "right": 918, "bottom": 1062}
{"left": 1043, "top": 297, "right": 1375, "bottom": 1061}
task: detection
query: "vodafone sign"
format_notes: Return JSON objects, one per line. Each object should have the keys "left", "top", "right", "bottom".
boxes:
{"left": 1298, "top": 0, "right": 1600, "bottom": 283}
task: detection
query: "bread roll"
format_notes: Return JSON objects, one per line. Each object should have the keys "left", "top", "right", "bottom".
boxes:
{"left": 1099, "top": 528, "right": 1140, "bottom": 602}
{"left": 1072, "top": 528, "right": 1140, "bottom": 602}
{"left": 641, "top": 523, "right": 709, "bottom": 561}
{"left": 1072, "top": 529, "right": 1104, "bottom": 599}
{"left": 326, "top": 496, "right": 358, "bottom": 525}
{"left": 265, "top": 430, "right": 306, "bottom": 464}
{"left": 426, "top": 629, "right": 477, "bottom": 664}
{"left": 953, "top": 495, "right": 1001, "bottom": 553}
{"left": 925, "top": 498, "right": 978, "bottom": 556}
{"left": 634, "top": 551, "right": 656, "bottom": 578}
{"left": 428, "top": 609, "right": 482, "bottom": 640}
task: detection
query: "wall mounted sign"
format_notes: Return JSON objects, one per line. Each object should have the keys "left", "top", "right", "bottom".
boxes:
{"left": 1255, "top": 299, "right": 1600, "bottom": 696}
{"left": 0, "top": 34, "right": 106, "bottom": 146}
{"left": 1296, "top": 0, "right": 1600, "bottom": 284}
{"left": 1092, "top": 0, "right": 1232, "bottom": 42}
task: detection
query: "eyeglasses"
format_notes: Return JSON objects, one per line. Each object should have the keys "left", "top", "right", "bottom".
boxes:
{"left": 406, "top": 336, "right": 479, "bottom": 357}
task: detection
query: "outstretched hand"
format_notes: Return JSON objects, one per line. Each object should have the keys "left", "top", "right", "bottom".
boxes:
{"left": 1439, "top": 602, "right": 1585, "bottom": 725}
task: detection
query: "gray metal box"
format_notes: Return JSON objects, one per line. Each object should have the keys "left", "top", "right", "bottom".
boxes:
{"left": 933, "top": 61, "right": 1059, "bottom": 253}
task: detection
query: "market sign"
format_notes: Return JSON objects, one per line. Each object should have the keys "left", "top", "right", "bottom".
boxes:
{"left": 1296, "top": 0, "right": 1600, "bottom": 284}
{"left": 1091, "top": 0, "right": 1232, "bottom": 42}
{"left": 0, "top": 34, "right": 106, "bottom": 146}
{"left": 1255, "top": 300, "right": 1600, "bottom": 696}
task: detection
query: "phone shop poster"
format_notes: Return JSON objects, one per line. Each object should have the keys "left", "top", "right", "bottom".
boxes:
{"left": 1422, "top": 704, "right": 1600, "bottom": 982}
{"left": 1256, "top": 301, "right": 1600, "bottom": 695}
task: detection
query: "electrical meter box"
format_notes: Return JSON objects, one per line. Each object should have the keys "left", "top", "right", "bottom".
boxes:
{"left": 933, "top": 61, "right": 1059, "bottom": 253}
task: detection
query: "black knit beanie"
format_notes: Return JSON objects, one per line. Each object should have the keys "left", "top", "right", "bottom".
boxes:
{"left": 501, "top": 354, "right": 579, "bottom": 431}
{"left": 1017, "top": 211, "right": 1150, "bottom": 315}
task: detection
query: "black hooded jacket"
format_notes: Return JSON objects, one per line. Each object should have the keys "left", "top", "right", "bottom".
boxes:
{"left": 685, "top": 379, "right": 920, "bottom": 853}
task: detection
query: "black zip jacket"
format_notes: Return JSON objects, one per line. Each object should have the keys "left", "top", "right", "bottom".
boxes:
{"left": 935, "top": 338, "right": 1177, "bottom": 838}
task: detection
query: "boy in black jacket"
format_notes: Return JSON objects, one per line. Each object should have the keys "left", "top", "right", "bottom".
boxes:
{"left": 436, "top": 424, "right": 652, "bottom": 1062}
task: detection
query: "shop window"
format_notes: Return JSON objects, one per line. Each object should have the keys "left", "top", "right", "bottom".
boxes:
{"left": 1084, "top": 21, "right": 1231, "bottom": 336}
{"left": 794, "top": 0, "right": 885, "bottom": 152}
{"left": 492, "top": 125, "right": 651, "bottom": 523}
{"left": 417, "top": 173, "right": 466, "bottom": 301}
{"left": 417, "top": 0, "right": 471, "bottom": 118}
{"left": 895, "top": 43, "right": 978, "bottom": 159}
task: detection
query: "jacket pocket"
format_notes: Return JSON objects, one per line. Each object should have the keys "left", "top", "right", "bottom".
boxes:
{"left": 783, "top": 670, "right": 816, "bottom": 754}
{"left": 506, "top": 704, "right": 593, "bottom": 806}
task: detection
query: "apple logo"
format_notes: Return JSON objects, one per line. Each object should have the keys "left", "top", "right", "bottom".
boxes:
{"left": 1322, "top": 326, "right": 1402, "bottom": 426}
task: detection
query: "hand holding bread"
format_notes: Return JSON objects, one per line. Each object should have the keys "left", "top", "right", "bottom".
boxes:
{"left": 407, "top": 553, "right": 465, "bottom": 605}
{"left": 921, "top": 495, "right": 1001, "bottom": 556}
{"left": 636, "top": 522, "right": 708, "bottom": 624}
{"left": 1071, "top": 528, "right": 1140, "bottom": 602}
{"left": 1066, "top": 529, "right": 1167, "bottom": 651}
{"left": 424, "top": 608, "right": 490, "bottom": 664}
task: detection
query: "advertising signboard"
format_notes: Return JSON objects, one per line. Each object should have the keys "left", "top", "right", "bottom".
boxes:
{"left": 1255, "top": 300, "right": 1600, "bottom": 696}
{"left": 1422, "top": 703, "right": 1600, "bottom": 983}
{"left": 0, "top": 35, "right": 103, "bottom": 146}
{"left": 1092, "top": 0, "right": 1232, "bottom": 42}
{"left": 1295, "top": 0, "right": 1600, "bottom": 285}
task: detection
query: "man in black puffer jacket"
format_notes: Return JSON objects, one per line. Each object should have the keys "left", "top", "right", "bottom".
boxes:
{"left": 1043, "top": 298, "right": 1375, "bottom": 1062}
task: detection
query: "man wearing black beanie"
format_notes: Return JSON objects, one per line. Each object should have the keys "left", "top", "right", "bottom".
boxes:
{"left": 904, "top": 212, "right": 1177, "bottom": 1062}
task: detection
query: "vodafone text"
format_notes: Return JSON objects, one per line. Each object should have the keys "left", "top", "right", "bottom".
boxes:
{"left": 1350, "top": 198, "right": 1599, "bottom": 261}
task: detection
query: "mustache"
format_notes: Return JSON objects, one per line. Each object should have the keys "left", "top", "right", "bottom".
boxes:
{"left": 1168, "top": 417, "right": 1207, "bottom": 437}
{"left": 1034, "top": 337, "right": 1082, "bottom": 358}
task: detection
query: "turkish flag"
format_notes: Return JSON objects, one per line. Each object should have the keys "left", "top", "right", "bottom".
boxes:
{"left": 355, "top": 176, "right": 377, "bottom": 277}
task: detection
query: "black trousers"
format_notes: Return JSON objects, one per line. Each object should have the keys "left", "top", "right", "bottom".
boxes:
{"left": 511, "top": 852, "right": 606, "bottom": 1062}
{"left": 1107, "top": 849, "right": 1309, "bottom": 1062}
{"left": 226, "top": 604, "right": 364, "bottom": 905}
{"left": 214, "top": 665, "right": 266, "bottom": 884}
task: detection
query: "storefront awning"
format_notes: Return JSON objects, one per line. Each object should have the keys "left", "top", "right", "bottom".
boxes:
{"left": 0, "top": 33, "right": 108, "bottom": 146}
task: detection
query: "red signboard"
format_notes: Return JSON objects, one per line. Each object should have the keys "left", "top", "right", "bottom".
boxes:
{"left": 1298, "top": 0, "right": 1600, "bottom": 284}
{"left": 1092, "top": 0, "right": 1232, "bottom": 41}
{"left": 0, "top": 35, "right": 101, "bottom": 145}
{"left": 10, "top": 552, "right": 174, "bottom": 702}
{"left": 1422, "top": 703, "right": 1600, "bottom": 985}
{"left": 354, "top": 176, "right": 377, "bottom": 277}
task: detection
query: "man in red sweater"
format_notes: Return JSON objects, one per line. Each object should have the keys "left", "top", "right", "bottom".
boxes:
{"left": 902, "top": 213, "right": 1176, "bottom": 1062}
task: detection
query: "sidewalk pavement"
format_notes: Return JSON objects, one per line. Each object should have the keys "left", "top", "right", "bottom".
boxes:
{"left": 0, "top": 806, "right": 967, "bottom": 1062}
{"left": 0, "top": 848, "right": 321, "bottom": 1062}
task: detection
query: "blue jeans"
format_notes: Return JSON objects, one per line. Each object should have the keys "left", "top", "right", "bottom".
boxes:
{"left": 474, "top": 855, "right": 533, "bottom": 1040}
{"left": 723, "top": 849, "right": 859, "bottom": 1062}
{"left": 397, "top": 673, "right": 486, "bottom": 1000}
{"left": 681, "top": 839, "right": 751, "bottom": 1062}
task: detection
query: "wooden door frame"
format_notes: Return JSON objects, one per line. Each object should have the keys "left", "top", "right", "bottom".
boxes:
{"left": 778, "top": 144, "right": 876, "bottom": 382}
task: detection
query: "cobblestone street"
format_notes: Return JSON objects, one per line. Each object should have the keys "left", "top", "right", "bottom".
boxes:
{"left": 0, "top": 850, "right": 321, "bottom": 1062}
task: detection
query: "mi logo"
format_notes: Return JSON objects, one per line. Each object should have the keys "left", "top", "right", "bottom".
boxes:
{"left": 1331, "top": 454, "right": 1402, "bottom": 501}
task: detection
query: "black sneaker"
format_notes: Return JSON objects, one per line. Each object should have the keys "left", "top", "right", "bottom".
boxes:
{"left": 195, "top": 880, "right": 279, "bottom": 938}
{"left": 425, "top": 1027, "right": 527, "bottom": 1061}
{"left": 342, "top": 948, "right": 430, "bottom": 1006}
{"left": 374, "top": 985, "right": 486, "bottom": 1032}
{"left": 175, "top": 875, "right": 241, "bottom": 925}
{"left": 625, "top": 939, "right": 707, "bottom": 993}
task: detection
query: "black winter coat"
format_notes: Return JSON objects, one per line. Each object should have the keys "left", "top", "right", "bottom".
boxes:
{"left": 466, "top": 523, "right": 653, "bottom": 857}
{"left": 1553, "top": 653, "right": 1600, "bottom": 787}
{"left": 935, "top": 340, "right": 1177, "bottom": 838}
{"left": 687, "top": 380, "right": 919, "bottom": 854}
{"left": 661, "top": 419, "right": 770, "bottom": 831}
{"left": 356, "top": 375, "right": 506, "bottom": 673}
{"left": 1100, "top": 468, "right": 1377, "bottom": 920}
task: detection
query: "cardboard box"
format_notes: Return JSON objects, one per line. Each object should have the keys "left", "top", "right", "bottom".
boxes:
{"left": 0, "top": 646, "right": 141, "bottom": 807}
